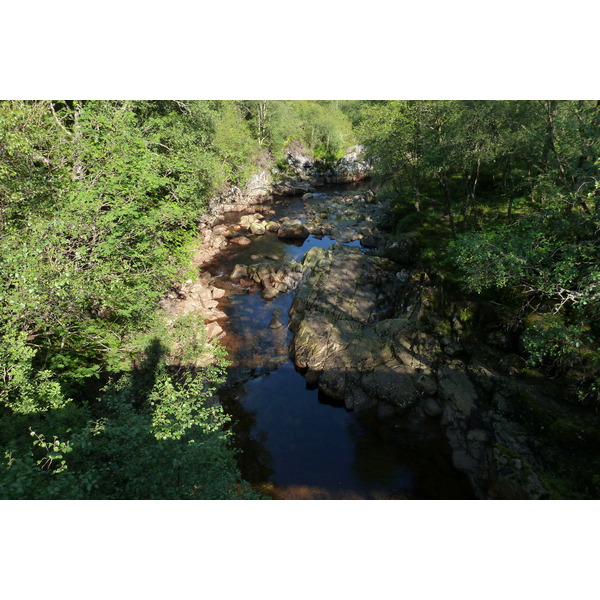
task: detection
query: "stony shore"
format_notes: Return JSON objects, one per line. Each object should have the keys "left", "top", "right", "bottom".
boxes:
{"left": 156, "top": 148, "right": 572, "bottom": 499}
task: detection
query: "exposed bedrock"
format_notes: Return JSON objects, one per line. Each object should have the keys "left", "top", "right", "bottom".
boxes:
{"left": 176, "top": 182, "right": 557, "bottom": 499}
{"left": 289, "top": 244, "right": 428, "bottom": 412}
{"left": 271, "top": 145, "right": 372, "bottom": 196}
{"left": 286, "top": 243, "right": 552, "bottom": 499}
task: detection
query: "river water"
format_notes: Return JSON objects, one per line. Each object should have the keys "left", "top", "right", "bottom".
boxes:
{"left": 204, "top": 186, "right": 474, "bottom": 499}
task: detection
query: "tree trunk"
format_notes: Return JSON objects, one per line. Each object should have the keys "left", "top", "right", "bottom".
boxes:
{"left": 542, "top": 100, "right": 570, "bottom": 186}
{"left": 472, "top": 154, "right": 481, "bottom": 202}
{"left": 439, "top": 170, "right": 456, "bottom": 238}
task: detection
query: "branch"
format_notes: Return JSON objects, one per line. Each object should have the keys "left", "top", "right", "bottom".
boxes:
{"left": 47, "top": 101, "right": 72, "bottom": 137}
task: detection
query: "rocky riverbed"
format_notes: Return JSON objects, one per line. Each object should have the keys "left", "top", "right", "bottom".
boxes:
{"left": 159, "top": 175, "right": 593, "bottom": 499}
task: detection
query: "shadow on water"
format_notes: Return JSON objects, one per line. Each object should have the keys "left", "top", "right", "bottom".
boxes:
{"left": 220, "top": 362, "right": 473, "bottom": 499}
{"left": 211, "top": 188, "right": 475, "bottom": 499}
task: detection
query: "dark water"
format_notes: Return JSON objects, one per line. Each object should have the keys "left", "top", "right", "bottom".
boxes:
{"left": 206, "top": 189, "right": 474, "bottom": 499}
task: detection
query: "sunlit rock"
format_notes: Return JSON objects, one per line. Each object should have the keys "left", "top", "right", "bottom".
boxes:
{"left": 230, "top": 264, "right": 248, "bottom": 280}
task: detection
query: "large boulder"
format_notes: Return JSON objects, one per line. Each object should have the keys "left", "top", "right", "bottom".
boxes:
{"left": 289, "top": 244, "right": 427, "bottom": 413}
{"left": 332, "top": 145, "right": 372, "bottom": 183}
{"left": 250, "top": 222, "right": 266, "bottom": 235}
{"left": 437, "top": 366, "right": 478, "bottom": 420}
{"left": 277, "top": 221, "right": 310, "bottom": 240}
{"left": 360, "top": 360, "right": 421, "bottom": 411}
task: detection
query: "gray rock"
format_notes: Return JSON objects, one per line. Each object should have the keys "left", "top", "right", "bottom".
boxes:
{"left": 250, "top": 222, "right": 266, "bottom": 235}
{"left": 360, "top": 235, "right": 378, "bottom": 249}
{"left": 268, "top": 317, "right": 283, "bottom": 329}
{"left": 395, "top": 270, "right": 411, "bottom": 283}
{"left": 304, "top": 369, "right": 319, "bottom": 386}
{"left": 488, "top": 414, "right": 549, "bottom": 499}
{"left": 437, "top": 366, "right": 478, "bottom": 418}
{"left": 344, "top": 386, "right": 376, "bottom": 412}
{"left": 422, "top": 397, "right": 443, "bottom": 418}
{"left": 414, "top": 373, "right": 438, "bottom": 395}
{"left": 360, "top": 361, "right": 420, "bottom": 411}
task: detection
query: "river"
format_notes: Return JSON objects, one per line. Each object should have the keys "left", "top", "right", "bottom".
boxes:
{"left": 203, "top": 185, "right": 474, "bottom": 499}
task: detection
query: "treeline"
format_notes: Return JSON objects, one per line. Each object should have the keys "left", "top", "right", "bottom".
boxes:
{"left": 0, "top": 99, "right": 356, "bottom": 498}
{"left": 3, "top": 99, "right": 597, "bottom": 498}
{"left": 357, "top": 100, "right": 599, "bottom": 402}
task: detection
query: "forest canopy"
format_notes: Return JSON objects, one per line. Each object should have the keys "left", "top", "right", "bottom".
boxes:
{"left": 1, "top": 99, "right": 598, "bottom": 499}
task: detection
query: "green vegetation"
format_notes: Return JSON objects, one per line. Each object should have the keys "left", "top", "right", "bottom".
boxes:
{"left": 358, "top": 100, "right": 599, "bottom": 405}
{"left": 2, "top": 98, "right": 598, "bottom": 498}
{"left": 0, "top": 99, "right": 356, "bottom": 498}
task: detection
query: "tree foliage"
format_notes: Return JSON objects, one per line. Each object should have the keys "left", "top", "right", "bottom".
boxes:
{"left": 359, "top": 100, "right": 599, "bottom": 402}
{"left": 1, "top": 98, "right": 359, "bottom": 498}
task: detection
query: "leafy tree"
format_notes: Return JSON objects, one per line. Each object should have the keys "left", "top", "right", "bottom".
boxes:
{"left": 295, "top": 101, "right": 354, "bottom": 160}
{"left": 358, "top": 100, "right": 599, "bottom": 405}
{"left": 212, "top": 101, "right": 259, "bottom": 186}
{"left": 0, "top": 337, "right": 259, "bottom": 499}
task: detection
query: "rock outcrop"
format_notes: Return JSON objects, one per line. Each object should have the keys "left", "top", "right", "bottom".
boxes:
{"left": 288, "top": 244, "right": 428, "bottom": 413}
{"left": 271, "top": 145, "right": 372, "bottom": 195}
{"left": 163, "top": 180, "right": 562, "bottom": 499}
{"left": 284, "top": 242, "right": 552, "bottom": 499}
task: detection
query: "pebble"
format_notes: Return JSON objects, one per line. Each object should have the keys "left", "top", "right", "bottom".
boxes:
{"left": 269, "top": 317, "right": 283, "bottom": 329}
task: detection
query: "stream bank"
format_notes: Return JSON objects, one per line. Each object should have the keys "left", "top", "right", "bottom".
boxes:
{"left": 160, "top": 156, "right": 593, "bottom": 499}
{"left": 163, "top": 184, "right": 476, "bottom": 499}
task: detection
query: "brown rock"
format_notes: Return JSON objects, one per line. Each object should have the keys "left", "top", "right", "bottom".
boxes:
{"left": 230, "top": 264, "right": 249, "bottom": 280}
{"left": 205, "top": 322, "right": 223, "bottom": 339}
{"left": 230, "top": 236, "right": 251, "bottom": 246}
{"left": 277, "top": 224, "right": 310, "bottom": 240}
{"left": 262, "top": 287, "right": 279, "bottom": 300}
{"left": 268, "top": 317, "right": 283, "bottom": 329}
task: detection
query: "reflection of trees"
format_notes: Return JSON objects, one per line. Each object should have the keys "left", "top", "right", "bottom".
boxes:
{"left": 218, "top": 380, "right": 275, "bottom": 485}
{"left": 348, "top": 409, "right": 474, "bottom": 499}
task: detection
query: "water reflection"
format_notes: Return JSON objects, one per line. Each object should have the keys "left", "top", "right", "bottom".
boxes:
{"left": 220, "top": 361, "right": 472, "bottom": 499}
{"left": 212, "top": 189, "right": 474, "bottom": 499}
